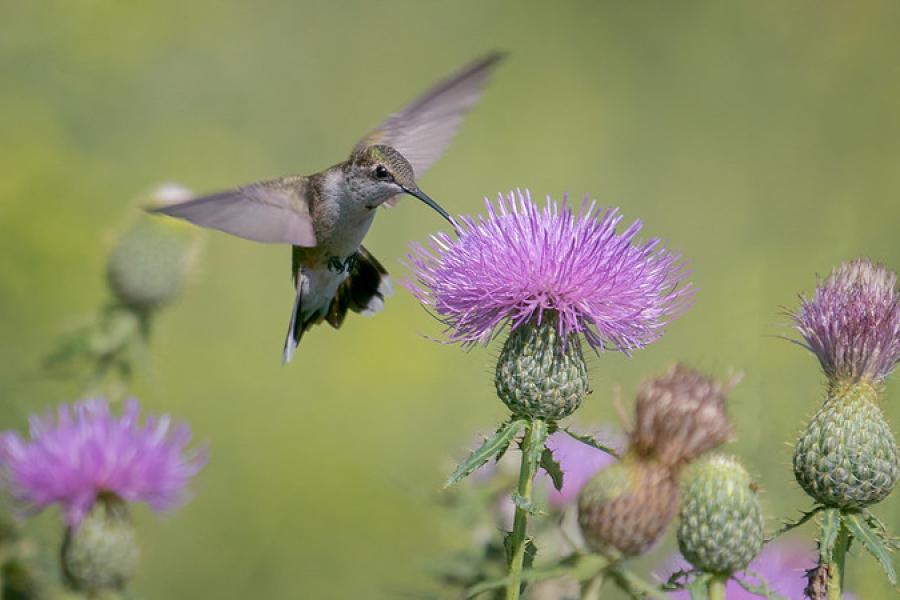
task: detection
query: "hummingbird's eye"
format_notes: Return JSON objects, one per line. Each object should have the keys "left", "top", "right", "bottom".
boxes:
{"left": 374, "top": 165, "right": 391, "bottom": 180}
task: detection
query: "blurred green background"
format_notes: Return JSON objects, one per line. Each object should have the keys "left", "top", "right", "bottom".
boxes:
{"left": 2, "top": 1, "right": 900, "bottom": 597}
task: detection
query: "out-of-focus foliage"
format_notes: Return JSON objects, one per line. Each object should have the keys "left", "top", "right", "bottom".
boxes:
{"left": 1, "top": 1, "right": 899, "bottom": 598}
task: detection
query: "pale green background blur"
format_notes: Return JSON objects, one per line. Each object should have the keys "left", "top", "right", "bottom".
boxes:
{"left": 2, "top": 1, "right": 900, "bottom": 598}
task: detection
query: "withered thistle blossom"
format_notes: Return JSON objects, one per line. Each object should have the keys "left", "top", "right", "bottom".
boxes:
{"left": 578, "top": 365, "right": 733, "bottom": 557}
{"left": 792, "top": 258, "right": 900, "bottom": 384}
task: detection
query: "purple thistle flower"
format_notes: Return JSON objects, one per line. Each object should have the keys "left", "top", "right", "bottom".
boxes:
{"left": 539, "top": 431, "right": 619, "bottom": 508}
{"left": 666, "top": 540, "right": 828, "bottom": 599}
{"left": 792, "top": 258, "right": 900, "bottom": 383}
{"left": 405, "top": 189, "right": 693, "bottom": 353}
{"left": 0, "top": 398, "right": 206, "bottom": 526}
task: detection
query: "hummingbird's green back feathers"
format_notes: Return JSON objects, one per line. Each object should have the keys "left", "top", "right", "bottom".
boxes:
{"left": 355, "top": 51, "right": 505, "bottom": 200}
{"left": 149, "top": 177, "right": 317, "bottom": 247}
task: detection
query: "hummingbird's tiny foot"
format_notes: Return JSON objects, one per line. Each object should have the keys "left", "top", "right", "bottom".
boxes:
{"left": 327, "top": 253, "right": 360, "bottom": 274}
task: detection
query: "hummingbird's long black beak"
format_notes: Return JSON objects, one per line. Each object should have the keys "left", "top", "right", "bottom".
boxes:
{"left": 402, "top": 186, "right": 453, "bottom": 225}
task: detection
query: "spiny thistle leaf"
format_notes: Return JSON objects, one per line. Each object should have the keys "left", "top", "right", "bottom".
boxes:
{"left": 563, "top": 428, "right": 620, "bottom": 458}
{"left": 445, "top": 419, "right": 525, "bottom": 488}
{"left": 540, "top": 447, "right": 564, "bottom": 492}
{"left": 463, "top": 554, "right": 608, "bottom": 598}
{"left": 511, "top": 493, "right": 543, "bottom": 516}
{"left": 818, "top": 508, "right": 841, "bottom": 563}
{"left": 844, "top": 512, "right": 897, "bottom": 585}
{"left": 662, "top": 569, "right": 697, "bottom": 591}
{"left": 765, "top": 505, "right": 823, "bottom": 542}
{"left": 737, "top": 572, "right": 790, "bottom": 600}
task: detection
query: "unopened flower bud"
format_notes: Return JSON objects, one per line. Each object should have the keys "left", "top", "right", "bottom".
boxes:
{"left": 106, "top": 185, "right": 198, "bottom": 313}
{"left": 677, "top": 454, "right": 763, "bottom": 575}
{"left": 62, "top": 496, "right": 139, "bottom": 594}
{"left": 793, "top": 380, "right": 899, "bottom": 509}
{"left": 495, "top": 319, "right": 589, "bottom": 420}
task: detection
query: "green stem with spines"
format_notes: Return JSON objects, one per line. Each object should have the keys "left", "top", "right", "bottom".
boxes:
{"left": 827, "top": 518, "right": 850, "bottom": 600}
{"left": 505, "top": 419, "right": 545, "bottom": 600}
{"left": 708, "top": 575, "right": 727, "bottom": 600}
{"left": 580, "top": 571, "right": 604, "bottom": 600}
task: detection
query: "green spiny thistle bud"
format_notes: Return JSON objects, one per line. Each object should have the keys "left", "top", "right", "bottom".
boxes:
{"left": 106, "top": 185, "right": 198, "bottom": 313}
{"left": 495, "top": 319, "right": 589, "bottom": 420}
{"left": 793, "top": 381, "right": 899, "bottom": 509}
{"left": 677, "top": 454, "right": 764, "bottom": 575}
{"left": 62, "top": 496, "right": 139, "bottom": 594}
{"left": 577, "top": 454, "right": 678, "bottom": 557}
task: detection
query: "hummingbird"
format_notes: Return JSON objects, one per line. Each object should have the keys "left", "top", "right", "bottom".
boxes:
{"left": 149, "top": 52, "right": 504, "bottom": 364}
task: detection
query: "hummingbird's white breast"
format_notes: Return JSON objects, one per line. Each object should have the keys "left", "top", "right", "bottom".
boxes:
{"left": 314, "top": 169, "right": 378, "bottom": 261}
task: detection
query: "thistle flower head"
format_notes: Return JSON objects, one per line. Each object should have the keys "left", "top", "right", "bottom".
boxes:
{"left": 405, "top": 190, "right": 693, "bottom": 353}
{"left": 792, "top": 258, "right": 900, "bottom": 384}
{"left": 0, "top": 398, "right": 206, "bottom": 526}
{"left": 632, "top": 364, "right": 734, "bottom": 469}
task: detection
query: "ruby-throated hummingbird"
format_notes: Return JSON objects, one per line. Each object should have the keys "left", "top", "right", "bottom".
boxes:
{"left": 150, "top": 52, "right": 503, "bottom": 364}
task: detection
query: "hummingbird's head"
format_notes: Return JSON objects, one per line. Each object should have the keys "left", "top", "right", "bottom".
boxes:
{"left": 349, "top": 145, "right": 452, "bottom": 223}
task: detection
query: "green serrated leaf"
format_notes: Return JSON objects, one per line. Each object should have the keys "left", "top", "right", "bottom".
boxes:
{"left": 736, "top": 572, "right": 790, "bottom": 600}
{"left": 844, "top": 512, "right": 897, "bottom": 585}
{"left": 539, "top": 447, "right": 564, "bottom": 492}
{"left": 563, "top": 428, "right": 620, "bottom": 458}
{"left": 445, "top": 420, "right": 526, "bottom": 488}
{"left": 662, "top": 569, "right": 697, "bottom": 591}
{"left": 511, "top": 493, "right": 544, "bottom": 516}
{"left": 765, "top": 506, "right": 823, "bottom": 542}
{"left": 464, "top": 554, "right": 608, "bottom": 598}
{"left": 819, "top": 508, "right": 841, "bottom": 563}
{"left": 502, "top": 532, "right": 537, "bottom": 568}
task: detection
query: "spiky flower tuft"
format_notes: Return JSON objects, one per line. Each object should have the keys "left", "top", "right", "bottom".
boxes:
{"left": 0, "top": 398, "right": 206, "bottom": 526}
{"left": 792, "top": 258, "right": 900, "bottom": 384}
{"left": 405, "top": 189, "right": 693, "bottom": 353}
{"left": 632, "top": 364, "right": 734, "bottom": 470}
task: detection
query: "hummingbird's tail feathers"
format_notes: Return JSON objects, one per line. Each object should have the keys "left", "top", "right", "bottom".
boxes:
{"left": 148, "top": 179, "right": 317, "bottom": 247}
{"left": 326, "top": 247, "right": 392, "bottom": 328}
{"left": 282, "top": 275, "right": 321, "bottom": 365}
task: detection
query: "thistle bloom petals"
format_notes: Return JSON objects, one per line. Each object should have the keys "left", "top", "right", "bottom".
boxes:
{"left": 404, "top": 190, "right": 693, "bottom": 352}
{"left": 0, "top": 398, "right": 206, "bottom": 526}
{"left": 793, "top": 258, "right": 900, "bottom": 383}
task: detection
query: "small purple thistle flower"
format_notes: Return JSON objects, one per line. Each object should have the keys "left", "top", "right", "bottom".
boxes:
{"left": 792, "top": 258, "right": 900, "bottom": 383}
{"left": 540, "top": 431, "right": 618, "bottom": 508}
{"left": 405, "top": 189, "right": 693, "bottom": 353}
{"left": 0, "top": 398, "right": 206, "bottom": 526}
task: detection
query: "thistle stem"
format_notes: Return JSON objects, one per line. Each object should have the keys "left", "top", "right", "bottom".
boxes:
{"left": 708, "top": 575, "right": 727, "bottom": 600}
{"left": 827, "top": 518, "right": 850, "bottom": 600}
{"left": 505, "top": 419, "right": 545, "bottom": 600}
{"left": 580, "top": 572, "right": 604, "bottom": 600}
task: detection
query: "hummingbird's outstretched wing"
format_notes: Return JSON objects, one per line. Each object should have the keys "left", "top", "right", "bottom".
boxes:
{"left": 354, "top": 51, "right": 504, "bottom": 183}
{"left": 148, "top": 177, "right": 316, "bottom": 247}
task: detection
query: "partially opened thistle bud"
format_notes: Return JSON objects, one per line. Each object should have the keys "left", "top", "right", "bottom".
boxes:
{"left": 677, "top": 454, "right": 764, "bottom": 575}
{"left": 632, "top": 364, "right": 734, "bottom": 470}
{"left": 107, "top": 185, "right": 199, "bottom": 314}
{"left": 62, "top": 496, "right": 138, "bottom": 594}
{"left": 791, "top": 259, "right": 900, "bottom": 509}
{"left": 577, "top": 453, "right": 677, "bottom": 556}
